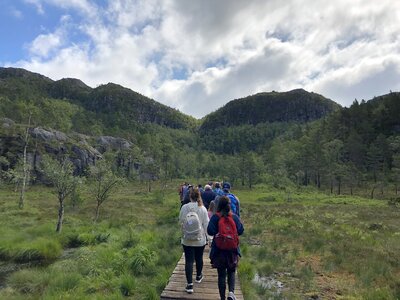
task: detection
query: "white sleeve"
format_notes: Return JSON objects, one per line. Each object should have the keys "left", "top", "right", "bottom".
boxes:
{"left": 179, "top": 205, "right": 186, "bottom": 225}
{"left": 201, "top": 207, "right": 209, "bottom": 231}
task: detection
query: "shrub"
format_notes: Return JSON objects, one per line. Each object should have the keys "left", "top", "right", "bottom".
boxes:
{"left": 129, "top": 246, "right": 156, "bottom": 275}
{"left": 13, "top": 238, "right": 62, "bottom": 263}
{"left": 7, "top": 269, "right": 50, "bottom": 294}
{"left": 119, "top": 273, "right": 135, "bottom": 296}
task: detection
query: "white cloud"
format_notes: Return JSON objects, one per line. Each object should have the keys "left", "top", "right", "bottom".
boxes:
{"left": 29, "top": 32, "right": 62, "bottom": 57}
{"left": 8, "top": 0, "right": 400, "bottom": 118}
{"left": 25, "top": 0, "right": 97, "bottom": 16}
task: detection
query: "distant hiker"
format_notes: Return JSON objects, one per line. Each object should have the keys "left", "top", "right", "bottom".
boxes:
{"left": 179, "top": 182, "right": 188, "bottom": 205}
{"left": 179, "top": 187, "right": 209, "bottom": 294}
{"left": 201, "top": 184, "right": 216, "bottom": 210}
{"left": 213, "top": 182, "right": 224, "bottom": 196}
{"left": 182, "top": 184, "right": 193, "bottom": 207}
{"left": 222, "top": 182, "right": 240, "bottom": 217}
{"left": 207, "top": 196, "right": 244, "bottom": 300}
{"left": 198, "top": 184, "right": 204, "bottom": 193}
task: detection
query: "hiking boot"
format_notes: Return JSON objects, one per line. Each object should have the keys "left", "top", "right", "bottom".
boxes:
{"left": 227, "top": 291, "right": 236, "bottom": 300}
{"left": 185, "top": 283, "right": 193, "bottom": 293}
{"left": 195, "top": 274, "right": 203, "bottom": 283}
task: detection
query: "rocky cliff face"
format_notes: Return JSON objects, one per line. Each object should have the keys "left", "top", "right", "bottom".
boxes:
{"left": 0, "top": 121, "right": 139, "bottom": 179}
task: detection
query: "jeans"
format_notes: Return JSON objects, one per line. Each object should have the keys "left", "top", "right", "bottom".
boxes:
{"left": 217, "top": 267, "right": 235, "bottom": 300}
{"left": 182, "top": 245, "right": 205, "bottom": 284}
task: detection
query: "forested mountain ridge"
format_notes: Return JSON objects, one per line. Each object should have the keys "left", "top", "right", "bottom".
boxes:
{"left": 200, "top": 89, "right": 341, "bottom": 131}
{"left": 0, "top": 67, "right": 196, "bottom": 131}
{"left": 1, "top": 67, "right": 399, "bottom": 197}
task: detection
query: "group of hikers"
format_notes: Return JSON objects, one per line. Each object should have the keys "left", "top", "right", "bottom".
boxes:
{"left": 178, "top": 181, "right": 244, "bottom": 300}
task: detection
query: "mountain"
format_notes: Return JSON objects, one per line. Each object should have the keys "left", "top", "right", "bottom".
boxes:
{"left": 0, "top": 67, "right": 195, "bottom": 131}
{"left": 200, "top": 89, "right": 341, "bottom": 131}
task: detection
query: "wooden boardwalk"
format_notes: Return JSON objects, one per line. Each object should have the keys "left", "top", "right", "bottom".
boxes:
{"left": 161, "top": 248, "right": 244, "bottom": 300}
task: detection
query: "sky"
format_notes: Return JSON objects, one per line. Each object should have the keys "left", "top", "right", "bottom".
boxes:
{"left": 1, "top": 0, "right": 399, "bottom": 119}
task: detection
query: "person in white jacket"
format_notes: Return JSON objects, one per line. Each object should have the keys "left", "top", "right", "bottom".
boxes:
{"left": 179, "top": 187, "right": 209, "bottom": 294}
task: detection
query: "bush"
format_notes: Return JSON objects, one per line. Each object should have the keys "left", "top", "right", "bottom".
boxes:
{"left": 8, "top": 269, "right": 50, "bottom": 294}
{"left": 119, "top": 273, "right": 135, "bottom": 296}
{"left": 13, "top": 238, "right": 62, "bottom": 263}
{"left": 129, "top": 246, "right": 156, "bottom": 275}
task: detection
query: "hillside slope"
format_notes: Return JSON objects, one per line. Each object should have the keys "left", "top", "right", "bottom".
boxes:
{"left": 0, "top": 67, "right": 195, "bottom": 130}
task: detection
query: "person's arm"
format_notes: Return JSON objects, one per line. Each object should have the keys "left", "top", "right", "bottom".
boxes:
{"left": 202, "top": 207, "right": 209, "bottom": 230}
{"left": 179, "top": 205, "right": 186, "bottom": 225}
{"left": 207, "top": 214, "right": 219, "bottom": 236}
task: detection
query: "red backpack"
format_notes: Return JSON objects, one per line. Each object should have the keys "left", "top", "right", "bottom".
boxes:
{"left": 215, "top": 213, "right": 239, "bottom": 250}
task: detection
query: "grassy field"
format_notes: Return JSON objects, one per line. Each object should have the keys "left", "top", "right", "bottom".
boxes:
{"left": 0, "top": 182, "right": 399, "bottom": 299}
{"left": 235, "top": 186, "right": 400, "bottom": 299}
{"left": 0, "top": 182, "right": 182, "bottom": 300}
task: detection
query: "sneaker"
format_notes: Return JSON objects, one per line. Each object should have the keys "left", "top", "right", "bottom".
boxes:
{"left": 227, "top": 291, "right": 236, "bottom": 300}
{"left": 195, "top": 274, "right": 203, "bottom": 283}
{"left": 185, "top": 283, "right": 193, "bottom": 294}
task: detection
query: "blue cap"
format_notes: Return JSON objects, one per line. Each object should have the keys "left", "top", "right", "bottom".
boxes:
{"left": 222, "top": 182, "right": 231, "bottom": 190}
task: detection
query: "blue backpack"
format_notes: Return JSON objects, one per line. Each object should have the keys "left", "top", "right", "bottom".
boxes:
{"left": 226, "top": 193, "right": 240, "bottom": 217}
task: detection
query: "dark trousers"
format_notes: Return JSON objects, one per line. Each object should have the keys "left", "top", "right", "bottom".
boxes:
{"left": 182, "top": 245, "right": 205, "bottom": 284}
{"left": 217, "top": 267, "right": 235, "bottom": 300}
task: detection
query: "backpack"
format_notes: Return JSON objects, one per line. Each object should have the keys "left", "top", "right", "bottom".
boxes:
{"left": 215, "top": 213, "right": 239, "bottom": 250}
{"left": 183, "top": 210, "right": 203, "bottom": 241}
{"left": 227, "top": 193, "right": 239, "bottom": 216}
{"left": 214, "top": 188, "right": 224, "bottom": 196}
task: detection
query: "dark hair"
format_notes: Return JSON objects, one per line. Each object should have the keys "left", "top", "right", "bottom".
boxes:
{"left": 217, "top": 196, "right": 230, "bottom": 217}
{"left": 190, "top": 187, "right": 203, "bottom": 207}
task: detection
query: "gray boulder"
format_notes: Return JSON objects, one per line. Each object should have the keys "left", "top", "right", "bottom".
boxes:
{"left": 96, "top": 136, "right": 132, "bottom": 153}
{"left": 30, "top": 127, "right": 67, "bottom": 142}
{"left": 1, "top": 118, "right": 15, "bottom": 128}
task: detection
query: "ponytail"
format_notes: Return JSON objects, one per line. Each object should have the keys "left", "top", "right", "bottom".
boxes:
{"left": 190, "top": 187, "right": 204, "bottom": 207}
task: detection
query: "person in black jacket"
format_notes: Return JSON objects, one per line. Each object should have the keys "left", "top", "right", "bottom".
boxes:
{"left": 207, "top": 196, "right": 244, "bottom": 300}
{"left": 201, "top": 184, "right": 216, "bottom": 210}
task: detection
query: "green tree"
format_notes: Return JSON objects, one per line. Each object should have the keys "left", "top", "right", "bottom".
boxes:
{"left": 89, "top": 159, "right": 122, "bottom": 222}
{"left": 243, "top": 152, "right": 263, "bottom": 189}
{"left": 323, "top": 139, "right": 344, "bottom": 194}
{"left": 42, "top": 156, "right": 80, "bottom": 233}
{"left": 18, "top": 114, "right": 32, "bottom": 209}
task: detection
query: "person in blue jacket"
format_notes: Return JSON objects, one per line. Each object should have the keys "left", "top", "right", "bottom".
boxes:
{"left": 207, "top": 196, "right": 244, "bottom": 300}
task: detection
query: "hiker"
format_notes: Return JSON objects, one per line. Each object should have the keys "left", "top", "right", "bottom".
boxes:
{"left": 222, "top": 182, "right": 240, "bottom": 217}
{"left": 201, "top": 184, "right": 216, "bottom": 210}
{"left": 179, "top": 187, "right": 209, "bottom": 294}
{"left": 179, "top": 182, "right": 188, "bottom": 205}
{"left": 213, "top": 182, "right": 224, "bottom": 196}
{"left": 182, "top": 184, "right": 193, "bottom": 207}
{"left": 207, "top": 201, "right": 216, "bottom": 247}
{"left": 207, "top": 196, "right": 244, "bottom": 300}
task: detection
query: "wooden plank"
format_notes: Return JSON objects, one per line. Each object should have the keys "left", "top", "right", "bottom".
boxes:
{"left": 161, "top": 248, "right": 244, "bottom": 300}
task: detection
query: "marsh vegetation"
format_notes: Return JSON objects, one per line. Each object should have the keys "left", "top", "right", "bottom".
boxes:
{"left": 0, "top": 182, "right": 399, "bottom": 299}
